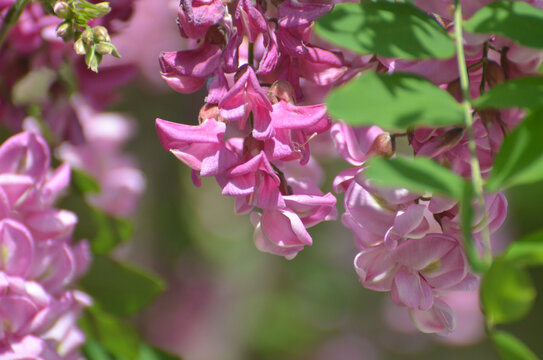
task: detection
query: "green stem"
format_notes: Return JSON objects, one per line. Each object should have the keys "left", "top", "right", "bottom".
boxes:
{"left": 479, "top": 42, "right": 489, "bottom": 96}
{"left": 0, "top": 0, "right": 31, "bottom": 49}
{"left": 248, "top": 41, "right": 254, "bottom": 68}
{"left": 454, "top": 1, "right": 492, "bottom": 266}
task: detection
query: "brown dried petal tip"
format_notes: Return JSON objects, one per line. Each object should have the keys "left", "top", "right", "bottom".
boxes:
{"left": 206, "top": 25, "right": 227, "bottom": 47}
{"left": 234, "top": 64, "right": 251, "bottom": 83}
{"left": 446, "top": 79, "right": 462, "bottom": 102}
{"left": 486, "top": 61, "right": 506, "bottom": 88}
{"left": 198, "top": 103, "right": 221, "bottom": 124}
{"left": 267, "top": 80, "right": 296, "bottom": 104}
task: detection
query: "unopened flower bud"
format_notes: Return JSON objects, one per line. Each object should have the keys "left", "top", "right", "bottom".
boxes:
{"left": 267, "top": 80, "right": 296, "bottom": 104}
{"left": 369, "top": 132, "right": 394, "bottom": 157}
{"left": 73, "top": 38, "right": 86, "bottom": 54}
{"left": 81, "top": 29, "right": 93, "bottom": 44}
{"left": 95, "top": 43, "right": 113, "bottom": 55}
{"left": 93, "top": 26, "right": 110, "bottom": 43}
{"left": 486, "top": 61, "right": 506, "bottom": 88}
{"left": 198, "top": 103, "right": 221, "bottom": 123}
{"left": 92, "top": 2, "right": 111, "bottom": 17}
{"left": 56, "top": 22, "right": 71, "bottom": 40}
{"left": 53, "top": 1, "right": 72, "bottom": 19}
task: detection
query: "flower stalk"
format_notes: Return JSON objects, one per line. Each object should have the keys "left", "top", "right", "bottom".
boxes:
{"left": 454, "top": 0, "right": 492, "bottom": 269}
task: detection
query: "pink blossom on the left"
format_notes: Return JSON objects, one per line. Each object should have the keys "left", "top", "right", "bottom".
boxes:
{"left": 0, "top": 131, "right": 91, "bottom": 359}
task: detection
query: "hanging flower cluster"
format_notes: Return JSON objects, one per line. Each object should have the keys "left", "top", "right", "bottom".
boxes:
{"left": 0, "top": 131, "right": 90, "bottom": 358}
{"left": 331, "top": 0, "right": 543, "bottom": 335}
{"left": 156, "top": 0, "right": 543, "bottom": 337}
{"left": 156, "top": 0, "right": 343, "bottom": 259}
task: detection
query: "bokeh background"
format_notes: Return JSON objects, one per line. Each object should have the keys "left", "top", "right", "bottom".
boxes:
{"left": 90, "top": 0, "right": 543, "bottom": 358}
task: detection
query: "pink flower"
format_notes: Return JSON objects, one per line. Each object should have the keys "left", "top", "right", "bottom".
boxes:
{"left": 219, "top": 66, "right": 274, "bottom": 139}
{"left": 177, "top": 0, "right": 225, "bottom": 39}
{"left": 0, "top": 132, "right": 90, "bottom": 358}
{"left": 160, "top": 40, "right": 223, "bottom": 94}
{"left": 251, "top": 208, "right": 312, "bottom": 259}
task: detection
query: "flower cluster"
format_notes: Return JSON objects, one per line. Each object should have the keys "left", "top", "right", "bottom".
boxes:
{"left": 155, "top": 0, "right": 543, "bottom": 337}
{"left": 331, "top": 0, "right": 543, "bottom": 335}
{"left": 155, "top": 0, "right": 344, "bottom": 258}
{"left": 0, "top": 131, "right": 90, "bottom": 358}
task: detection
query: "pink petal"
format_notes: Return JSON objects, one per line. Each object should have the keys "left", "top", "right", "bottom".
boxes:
{"left": 393, "top": 234, "right": 457, "bottom": 270}
{"left": 409, "top": 298, "right": 456, "bottom": 335}
{"left": 0, "top": 219, "right": 34, "bottom": 277}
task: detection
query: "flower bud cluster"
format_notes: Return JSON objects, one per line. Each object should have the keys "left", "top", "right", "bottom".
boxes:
{"left": 331, "top": 0, "right": 543, "bottom": 336}
{"left": 155, "top": 0, "right": 353, "bottom": 258}
{"left": 0, "top": 131, "right": 90, "bottom": 358}
{"left": 50, "top": 0, "right": 122, "bottom": 71}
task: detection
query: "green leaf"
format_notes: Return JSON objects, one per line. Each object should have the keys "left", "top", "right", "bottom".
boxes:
{"left": 91, "top": 210, "right": 133, "bottom": 254}
{"left": 487, "top": 109, "right": 543, "bottom": 191}
{"left": 491, "top": 331, "right": 539, "bottom": 360}
{"left": 137, "top": 344, "right": 181, "bottom": 360}
{"left": 315, "top": 2, "right": 454, "bottom": 59}
{"left": 465, "top": 1, "right": 543, "bottom": 50}
{"left": 474, "top": 77, "right": 543, "bottom": 110}
{"left": 82, "top": 339, "right": 113, "bottom": 360}
{"left": 503, "top": 229, "right": 543, "bottom": 267}
{"left": 12, "top": 67, "right": 55, "bottom": 105}
{"left": 326, "top": 72, "right": 463, "bottom": 131}
{"left": 72, "top": 168, "right": 101, "bottom": 194}
{"left": 481, "top": 260, "right": 536, "bottom": 325}
{"left": 364, "top": 156, "right": 465, "bottom": 199}
{"left": 80, "top": 306, "right": 141, "bottom": 360}
{"left": 79, "top": 255, "right": 165, "bottom": 316}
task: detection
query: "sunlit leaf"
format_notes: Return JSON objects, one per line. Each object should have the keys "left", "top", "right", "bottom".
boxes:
{"left": 481, "top": 260, "right": 536, "bottom": 324}
{"left": 79, "top": 255, "right": 165, "bottom": 316}
{"left": 465, "top": 1, "right": 543, "bottom": 50}
{"left": 491, "top": 331, "right": 539, "bottom": 360}
{"left": 474, "top": 77, "right": 543, "bottom": 110}
{"left": 487, "top": 109, "right": 543, "bottom": 191}
{"left": 364, "top": 156, "right": 464, "bottom": 199}
{"left": 315, "top": 2, "right": 454, "bottom": 59}
{"left": 326, "top": 72, "right": 463, "bottom": 131}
